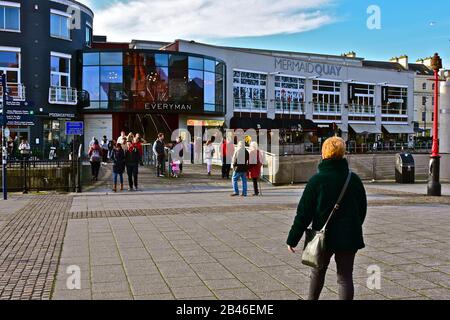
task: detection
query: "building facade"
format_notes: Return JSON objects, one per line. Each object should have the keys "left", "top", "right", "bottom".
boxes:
{"left": 162, "top": 40, "right": 416, "bottom": 148}
{"left": 0, "top": 0, "right": 93, "bottom": 158}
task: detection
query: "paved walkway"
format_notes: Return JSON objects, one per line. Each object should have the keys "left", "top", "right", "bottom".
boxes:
{"left": 0, "top": 163, "right": 449, "bottom": 300}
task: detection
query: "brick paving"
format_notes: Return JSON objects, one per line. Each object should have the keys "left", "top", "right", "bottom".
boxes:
{"left": 0, "top": 195, "right": 72, "bottom": 300}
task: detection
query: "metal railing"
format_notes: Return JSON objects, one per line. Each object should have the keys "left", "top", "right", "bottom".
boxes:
{"left": 0, "top": 159, "right": 81, "bottom": 192}
{"left": 348, "top": 104, "right": 375, "bottom": 114}
{"left": 313, "top": 103, "right": 342, "bottom": 114}
{"left": 275, "top": 101, "right": 305, "bottom": 113}
{"left": 381, "top": 105, "right": 407, "bottom": 115}
{"left": 234, "top": 98, "right": 267, "bottom": 112}
{"left": 0, "top": 83, "right": 26, "bottom": 101}
{"left": 49, "top": 86, "right": 78, "bottom": 105}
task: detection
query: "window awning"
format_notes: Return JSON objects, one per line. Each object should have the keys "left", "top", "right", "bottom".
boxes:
{"left": 229, "top": 117, "right": 272, "bottom": 130}
{"left": 349, "top": 124, "right": 381, "bottom": 134}
{"left": 382, "top": 124, "right": 414, "bottom": 134}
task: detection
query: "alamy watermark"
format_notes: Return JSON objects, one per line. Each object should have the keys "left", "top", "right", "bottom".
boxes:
{"left": 66, "top": 265, "right": 81, "bottom": 290}
{"left": 367, "top": 5, "right": 381, "bottom": 30}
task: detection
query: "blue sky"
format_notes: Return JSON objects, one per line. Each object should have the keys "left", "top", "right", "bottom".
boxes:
{"left": 79, "top": 0, "right": 450, "bottom": 67}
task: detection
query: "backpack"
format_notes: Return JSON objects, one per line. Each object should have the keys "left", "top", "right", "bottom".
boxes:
{"left": 90, "top": 148, "right": 101, "bottom": 162}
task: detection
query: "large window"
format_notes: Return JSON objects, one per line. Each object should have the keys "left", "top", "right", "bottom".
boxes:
{"left": 233, "top": 71, "right": 267, "bottom": 111}
{"left": 0, "top": 2, "right": 20, "bottom": 31}
{"left": 50, "top": 11, "right": 70, "bottom": 39}
{"left": 50, "top": 54, "right": 70, "bottom": 88}
{"left": 348, "top": 83, "right": 375, "bottom": 114}
{"left": 82, "top": 51, "right": 225, "bottom": 114}
{"left": 275, "top": 76, "right": 305, "bottom": 113}
{"left": 382, "top": 86, "right": 408, "bottom": 115}
{"left": 312, "top": 80, "right": 341, "bottom": 114}
{"left": 0, "top": 50, "right": 20, "bottom": 83}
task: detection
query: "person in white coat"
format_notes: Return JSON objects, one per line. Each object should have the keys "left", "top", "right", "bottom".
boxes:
{"left": 204, "top": 140, "right": 215, "bottom": 176}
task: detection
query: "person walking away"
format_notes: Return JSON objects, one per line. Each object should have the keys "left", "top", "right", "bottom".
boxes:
{"left": 221, "top": 138, "right": 234, "bottom": 179}
{"left": 88, "top": 140, "right": 102, "bottom": 181}
{"left": 231, "top": 141, "right": 249, "bottom": 197}
{"left": 153, "top": 133, "right": 166, "bottom": 177}
{"left": 111, "top": 142, "right": 125, "bottom": 192}
{"left": 125, "top": 141, "right": 140, "bottom": 191}
{"left": 117, "top": 131, "right": 127, "bottom": 150}
{"left": 89, "top": 136, "right": 96, "bottom": 148}
{"left": 248, "top": 141, "right": 263, "bottom": 196}
{"left": 100, "top": 135, "right": 109, "bottom": 164}
{"left": 108, "top": 139, "right": 115, "bottom": 160}
{"left": 286, "top": 136, "right": 367, "bottom": 300}
{"left": 204, "top": 140, "right": 215, "bottom": 176}
{"left": 134, "top": 135, "right": 144, "bottom": 165}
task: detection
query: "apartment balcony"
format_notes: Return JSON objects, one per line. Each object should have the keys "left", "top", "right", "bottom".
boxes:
{"left": 48, "top": 86, "right": 78, "bottom": 105}
{"left": 381, "top": 105, "right": 408, "bottom": 116}
{"left": 233, "top": 98, "right": 267, "bottom": 112}
{"left": 0, "top": 83, "right": 26, "bottom": 101}
{"left": 275, "top": 100, "right": 305, "bottom": 114}
{"left": 313, "top": 103, "right": 342, "bottom": 115}
{"left": 348, "top": 104, "right": 375, "bottom": 115}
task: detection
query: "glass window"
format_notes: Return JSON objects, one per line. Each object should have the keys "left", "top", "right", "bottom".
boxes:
{"left": 50, "top": 13, "right": 70, "bottom": 39}
{"left": 85, "top": 25, "right": 92, "bottom": 47}
{"left": 51, "top": 56, "right": 70, "bottom": 73}
{"left": 100, "top": 66, "right": 123, "bottom": 101}
{"left": 82, "top": 66, "right": 100, "bottom": 101}
{"left": 188, "top": 69, "right": 203, "bottom": 103}
{"left": 204, "top": 59, "right": 215, "bottom": 72}
{"left": 100, "top": 52, "right": 122, "bottom": 65}
{"left": 422, "top": 83, "right": 426, "bottom": 90}
{"left": 204, "top": 72, "right": 215, "bottom": 104}
{"left": 233, "top": 70, "right": 267, "bottom": 111}
{"left": 83, "top": 52, "right": 99, "bottom": 66}
{"left": 155, "top": 54, "right": 168, "bottom": 67}
{"left": 204, "top": 104, "right": 215, "bottom": 112}
{"left": 0, "top": 51, "right": 19, "bottom": 68}
{"left": 169, "top": 55, "right": 188, "bottom": 69}
{"left": 188, "top": 56, "right": 203, "bottom": 70}
{"left": 0, "top": 5, "right": 20, "bottom": 31}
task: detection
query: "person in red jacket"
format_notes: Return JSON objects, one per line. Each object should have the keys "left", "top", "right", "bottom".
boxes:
{"left": 134, "top": 135, "right": 144, "bottom": 165}
{"left": 248, "top": 141, "right": 263, "bottom": 196}
{"left": 221, "top": 137, "right": 234, "bottom": 179}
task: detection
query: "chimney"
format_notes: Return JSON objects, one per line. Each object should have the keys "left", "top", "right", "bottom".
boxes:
{"left": 342, "top": 51, "right": 356, "bottom": 58}
{"left": 417, "top": 56, "right": 433, "bottom": 68}
{"left": 390, "top": 55, "right": 408, "bottom": 70}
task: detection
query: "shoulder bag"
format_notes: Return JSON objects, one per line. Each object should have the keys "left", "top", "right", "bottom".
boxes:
{"left": 301, "top": 170, "right": 352, "bottom": 269}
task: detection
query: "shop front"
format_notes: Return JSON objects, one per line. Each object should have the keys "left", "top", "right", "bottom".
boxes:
{"left": 41, "top": 112, "right": 80, "bottom": 159}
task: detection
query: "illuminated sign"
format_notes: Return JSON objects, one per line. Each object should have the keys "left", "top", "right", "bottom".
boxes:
{"left": 187, "top": 119, "right": 224, "bottom": 127}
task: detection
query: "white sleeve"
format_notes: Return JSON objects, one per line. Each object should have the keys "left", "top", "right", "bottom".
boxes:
{"left": 152, "top": 141, "right": 158, "bottom": 156}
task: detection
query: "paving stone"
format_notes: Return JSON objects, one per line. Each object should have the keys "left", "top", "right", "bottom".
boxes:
{"left": 92, "top": 291, "right": 133, "bottom": 300}
{"left": 204, "top": 279, "right": 246, "bottom": 290}
{"left": 172, "top": 286, "right": 214, "bottom": 299}
{"left": 214, "top": 288, "right": 260, "bottom": 300}
{"left": 92, "top": 281, "right": 130, "bottom": 293}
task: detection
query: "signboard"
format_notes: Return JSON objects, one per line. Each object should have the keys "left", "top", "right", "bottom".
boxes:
{"left": 4, "top": 100, "right": 34, "bottom": 108}
{"left": 187, "top": 119, "right": 224, "bottom": 127}
{"left": 66, "top": 121, "right": 84, "bottom": 135}
{"left": 274, "top": 58, "right": 344, "bottom": 77}
{"left": 5, "top": 109, "right": 35, "bottom": 126}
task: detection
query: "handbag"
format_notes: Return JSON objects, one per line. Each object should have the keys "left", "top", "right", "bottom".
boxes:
{"left": 301, "top": 170, "right": 352, "bottom": 269}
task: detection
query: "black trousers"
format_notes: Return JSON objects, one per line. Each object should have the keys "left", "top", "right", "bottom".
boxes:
{"left": 221, "top": 158, "right": 231, "bottom": 178}
{"left": 308, "top": 250, "right": 357, "bottom": 300}
{"left": 252, "top": 178, "right": 259, "bottom": 195}
{"left": 126, "top": 164, "right": 139, "bottom": 188}
{"left": 156, "top": 154, "right": 165, "bottom": 176}
{"left": 90, "top": 161, "right": 101, "bottom": 179}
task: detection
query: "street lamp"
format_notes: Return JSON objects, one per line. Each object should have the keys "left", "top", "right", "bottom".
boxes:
{"left": 427, "top": 53, "right": 442, "bottom": 196}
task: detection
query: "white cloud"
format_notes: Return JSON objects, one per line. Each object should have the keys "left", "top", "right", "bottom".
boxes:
{"left": 78, "top": 0, "right": 334, "bottom": 42}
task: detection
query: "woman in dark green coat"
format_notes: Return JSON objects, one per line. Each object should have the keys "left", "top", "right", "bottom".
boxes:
{"left": 287, "top": 136, "right": 367, "bottom": 300}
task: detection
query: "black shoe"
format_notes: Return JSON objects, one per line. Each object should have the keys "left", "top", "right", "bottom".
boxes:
{"left": 230, "top": 193, "right": 239, "bottom": 197}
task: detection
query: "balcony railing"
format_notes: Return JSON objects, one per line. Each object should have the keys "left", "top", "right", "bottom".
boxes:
{"left": 234, "top": 98, "right": 267, "bottom": 112}
{"left": 381, "top": 105, "right": 407, "bottom": 116}
{"left": 313, "top": 103, "right": 342, "bottom": 114}
{"left": 348, "top": 104, "right": 375, "bottom": 115}
{"left": 0, "top": 83, "right": 26, "bottom": 101}
{"left": 275, "top": 100, "right": 305, "bottom": 113}
{"left": 49, "top": 86, "right": 78, "bottom": 105}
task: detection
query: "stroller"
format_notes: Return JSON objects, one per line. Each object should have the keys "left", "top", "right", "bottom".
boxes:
{"left": 171, "top": 160, "right": 181, "bottom": 178}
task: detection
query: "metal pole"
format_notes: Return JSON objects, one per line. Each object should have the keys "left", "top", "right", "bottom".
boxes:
{"left": 427, "top": 53, "right": 442, "bottom": 196}
{"left": 1, "top": 74, "right": 7, "bottom": 200}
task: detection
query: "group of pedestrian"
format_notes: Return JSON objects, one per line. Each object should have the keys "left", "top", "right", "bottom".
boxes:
{"left": 87, "top": 131, "right": 146, "bottom": 191}
{"left": 228, "top": 141, "right": 263, "bottom": 197}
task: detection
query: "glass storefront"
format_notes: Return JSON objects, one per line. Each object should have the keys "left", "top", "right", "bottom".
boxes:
{"left": 81, "top": 50, "right": 226, "bottom": 114}
{"left": 43, "top": 119, "right": 71, "bottom": 159}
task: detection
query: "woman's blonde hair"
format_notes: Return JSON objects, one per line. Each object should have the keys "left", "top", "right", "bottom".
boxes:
{"left": 322, "top": 136, "right": 346, "bottom": 160}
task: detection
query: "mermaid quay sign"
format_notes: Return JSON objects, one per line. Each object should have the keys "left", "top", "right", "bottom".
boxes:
{"left": 275, "top": 58, "right": 343, "bottom": 77}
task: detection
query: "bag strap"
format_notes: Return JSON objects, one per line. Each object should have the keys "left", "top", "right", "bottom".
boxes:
{"left": 320, "top": 170, "right": 352, "bottom": 232}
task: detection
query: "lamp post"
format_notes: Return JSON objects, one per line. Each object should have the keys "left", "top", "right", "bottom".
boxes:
{"left": 427, "top": 53, "right": 442, "bottom": 196}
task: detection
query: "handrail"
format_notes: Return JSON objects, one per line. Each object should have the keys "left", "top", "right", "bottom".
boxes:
{"left": 0, "top": 83, "right": 26, "bottom": 101}
{"left": 48, "top": 86, "right": 78, "bottom": 105}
